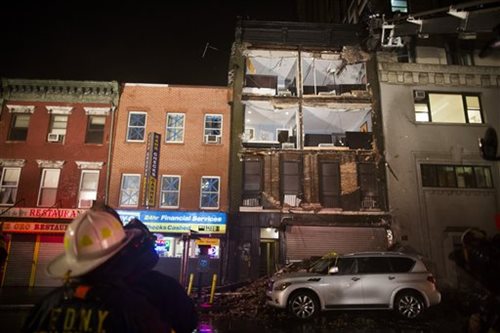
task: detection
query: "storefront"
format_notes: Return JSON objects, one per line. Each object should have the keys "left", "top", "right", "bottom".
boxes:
{"left": 0, "top": 208, "right": 227, "bottom": 287}
{"left": 116, "top": 209, "right": 227, "bottom": 286}
{"left": 1, "top": 220, "right": 69, "bottom": 287}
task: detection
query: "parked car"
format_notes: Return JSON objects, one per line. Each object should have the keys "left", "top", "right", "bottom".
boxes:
{"left": 266, "top": 252, "right": 441, "bottom": 320}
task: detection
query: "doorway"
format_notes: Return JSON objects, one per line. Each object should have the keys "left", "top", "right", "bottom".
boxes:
{"left": 259, "top": 240, "right": 279, "bottom": 277}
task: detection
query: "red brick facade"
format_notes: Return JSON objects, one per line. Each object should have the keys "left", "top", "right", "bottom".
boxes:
{"left": 109, "top": 84, "right": 231, "bottom": 211}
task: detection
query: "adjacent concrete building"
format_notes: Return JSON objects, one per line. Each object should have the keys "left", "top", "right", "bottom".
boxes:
{"left": 0, "top": 78, "right": 119, "bottom": 286}
{"left": 108, "top": 83, "right": 231, "bottom": 285}
{"left": 338, "top": 0, "right": 500, "bottom": 287}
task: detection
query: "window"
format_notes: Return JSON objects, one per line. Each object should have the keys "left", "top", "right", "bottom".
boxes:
{"left": 389, "top": 257, "right": 415, "bottom": 273}
{"left": 48, "top": 114, "right": 68, "bottom": 143}
{"left": 359, "top": 163, "right": 378, "bottom": 209}
{"left": 160, "top": 175, "right": 180, "bottom": 208}
{"left": 421, "top": 164, "right": 493, "bottom": 189}
{"left": 165, "top": 113, "right": 185, "bottom": 143}
{"left": 391, "top": 0, "right": 407, "bottom": 13}
{"left": 244, "top": 100, "right": 297, "bottom": 146}
{"left": 119, "top": 174, "right": 141, "bottom": 207}
{"left": 38, "top": 169, "right": 61, "bottom": 207}
{"left": 357, "top": 257, "right": 392, "bottom": 274}
{"left": 244, "top": 50, "right": 298, "bottom": 97}
{"left": 281, "top": 160, "right": 301, "bottom": 206}
{"left": 302, "top": 52, "right": 367, "bottom": 96}
{"left": 200, "top": 176, "right": 220, "bottom": 209}
{"left": 0, "top": 168, "right": 21, "bottom": 206}
{"left": 8, "top": 114, "right": 31, "bottom": 141}
{"left": 243, "top": 160, "right": 262, "bottom": 206}
{"left": 337, "top": 258, "right": 357, "bottom": 275}
{"left": 414, "top": 92, "right": 483, "bottom": 124}
{"left": 204, "top": 114, "right": 222, "bottom": 144}
{"left": 85, "top": 115, "right": 106, "bottom": 144}
{"left": 319, "top": 162, "right": 340, "bottom": 208}
{"left": 126, "top": 112, "right": 147, "bottom": 142}
{"left": 78, "top": 170, "right": 99, "bottom": 208}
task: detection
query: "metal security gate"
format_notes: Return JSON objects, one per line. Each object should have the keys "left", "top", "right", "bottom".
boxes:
{"left": 2, "top": 234, "right": 36, "bottom": 286}
{"left": 34, "top": 235, "right": 64, "bottom": 287}
{"left": 285, "top": 226, "right": 388, "bottom": 261}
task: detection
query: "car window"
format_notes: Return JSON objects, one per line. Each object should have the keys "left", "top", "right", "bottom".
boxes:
{"left": 357, "top": 257, "right": 392, "bottom": 274}
{"left": 309, "top": 258, "right": 336, "bottom": 274}
{"left": 389, "top": 257, "right": 416, "bottom": 273}
{"left": 336, "top": 258, "right": 357, "bottom": 274}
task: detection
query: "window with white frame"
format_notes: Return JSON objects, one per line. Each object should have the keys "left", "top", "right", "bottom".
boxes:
{"left": 85, "top": 115, "right": 106, "bottom": 144}
{"left": 48, "top": 114, "right": 68, "bottom": 143}
{"left": 126, "top": 112, "right": 147, "bottom": 142}
{"left": 204, "top": 114, "right": 222, "bottom": 144}
{"left": 165, "top": 113, "right": 185, "bottom": 143}
{"left": 78, "top": 170, "right": 100, "bottom": 208}
{"left": 200, "top": 176, "right": 220, "bottom": 209}
{"left": 38, "top": 169, "right": 61, "bottom": 207}
{"left": 8, "top": 114, "right": 31, "bottom": 141}
{"left": 414, "top": 91, "right": 483, "bottom": 124}
{"left": 160, "top": 175, "right": 181, "bottom": 208}
{"left": 119, "top": 174, "right": 141, "bottom": 207}
{"left": 0, "top": 167, "right": 21, "bottom": 206}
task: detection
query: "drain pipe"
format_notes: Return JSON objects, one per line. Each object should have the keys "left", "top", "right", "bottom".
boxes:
{"left": 104, "top": 102, "right": 117, "bottom": 205}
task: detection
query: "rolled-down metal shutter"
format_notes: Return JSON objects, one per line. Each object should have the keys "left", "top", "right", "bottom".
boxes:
{"left": 35, "top": 235, "right": 64, "bottom": 287}
{"left": 285, "top": 226, "right": 388, "bottom": 261}
{"left": 3, "top": 234, "right": 36, "bottom": 286}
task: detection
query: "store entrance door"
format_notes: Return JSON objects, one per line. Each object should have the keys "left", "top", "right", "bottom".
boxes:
{"left": 259, "top": 240, "right": 279, "bottom": 277}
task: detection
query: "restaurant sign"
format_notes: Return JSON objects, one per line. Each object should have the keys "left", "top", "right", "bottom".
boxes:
{"left": 2, "top": 222, "right": 68, "bottom": 234}
{"left": 0, "top": 207, "right": 86, "bottom": 219}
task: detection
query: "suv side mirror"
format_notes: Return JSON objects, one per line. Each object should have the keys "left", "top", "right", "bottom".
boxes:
{"left": 328, "top": 266, "right": 339, "bottom": 274}
{"left": 479, "top": 127, "right": 500, "bottom": 161}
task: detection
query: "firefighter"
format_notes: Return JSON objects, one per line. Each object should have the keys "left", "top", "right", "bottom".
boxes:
{"left": 22, "top": 209, "right": 169, "bottom": 332}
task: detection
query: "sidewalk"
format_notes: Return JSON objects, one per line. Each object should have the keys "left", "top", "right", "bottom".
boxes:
{"left": 0, "top": 287, "right": 54, "bottom": 309}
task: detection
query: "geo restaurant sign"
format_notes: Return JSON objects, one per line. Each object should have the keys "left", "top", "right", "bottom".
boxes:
{"left": 116, "top": 210, "right": 227, "bottom": 234}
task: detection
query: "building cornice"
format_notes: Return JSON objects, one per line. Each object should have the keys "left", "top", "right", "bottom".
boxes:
{"left": 377, "top": 61, "right": 500, "bottom": 88}
{"left": 1, "top": 79, "right": 120, "bottom": 105}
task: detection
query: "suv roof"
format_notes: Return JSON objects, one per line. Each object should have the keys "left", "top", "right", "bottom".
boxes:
{"left": 342, "top": 251, "right": 418, "bottom": 258}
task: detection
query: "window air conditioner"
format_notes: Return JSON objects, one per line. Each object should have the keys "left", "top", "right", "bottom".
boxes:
{"left": 78, "top": 199, "right": 93, "bottom": 208}
{"left": 281, "top": 143, "right": 295, "bottom": 149}
{"left": 414, "top": 90, "right": 426, "bottom": 101}
{"left": 205, "top": 135, "right": 221, "bottom": 144}
{"left": 47, "top": 133, "right": 60, "bottom": 142}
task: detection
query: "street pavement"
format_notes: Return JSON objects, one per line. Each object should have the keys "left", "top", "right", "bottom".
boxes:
{"left": 0, "top": 287, "right": 473, "bottom": 332}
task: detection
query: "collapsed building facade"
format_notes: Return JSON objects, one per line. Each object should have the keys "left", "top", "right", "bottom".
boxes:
{"left": 225, "top": 20, "right": 392, "bottom": 282}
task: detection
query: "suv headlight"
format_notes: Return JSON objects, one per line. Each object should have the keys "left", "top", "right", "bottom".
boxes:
{"left": 274, "top": 282, "right": 292, "bottom": 291}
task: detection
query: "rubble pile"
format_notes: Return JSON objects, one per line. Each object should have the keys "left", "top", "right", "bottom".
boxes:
{"left": 209, "top": 257, "right": 323, "bottom": 320}
{"left": 209, "top": 276, "right": 279, "bottom": 320}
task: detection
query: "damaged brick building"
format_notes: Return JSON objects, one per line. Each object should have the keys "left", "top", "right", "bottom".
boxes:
{"left": 225, "top": 20, "right": 393, "bottom": 282}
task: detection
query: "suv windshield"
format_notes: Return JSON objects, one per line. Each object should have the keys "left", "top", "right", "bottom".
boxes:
{"left": 309, "top": 257, "right": 336, "bottom": 274}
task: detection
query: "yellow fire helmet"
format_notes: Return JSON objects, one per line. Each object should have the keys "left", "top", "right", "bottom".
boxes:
{"left": 47, "top": 210, "right": 135, "bottom": 278}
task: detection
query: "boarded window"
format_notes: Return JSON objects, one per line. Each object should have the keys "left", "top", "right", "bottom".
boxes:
{"left": 319, "top": 161, "right": 340, "bottom": 208}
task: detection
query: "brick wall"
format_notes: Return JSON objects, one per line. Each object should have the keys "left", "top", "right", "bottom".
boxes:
{"left": 109, "top": 84, "right": 231, "bottom": 211}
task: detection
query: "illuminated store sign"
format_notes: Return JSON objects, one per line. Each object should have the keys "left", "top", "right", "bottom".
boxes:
{"left": 0, "top": 208, "right": 86, "bottom": 219}
{"left": 116, "top": 210, "right": 227, "bottom": 234}
{"left": 3, "top": 222, "right": 67, "bottom": 233}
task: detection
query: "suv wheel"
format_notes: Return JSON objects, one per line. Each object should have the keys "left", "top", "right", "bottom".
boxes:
{"left": 395, "top": 291, "right": 425, "bottom": 319}
{"left": 288, "top": 291, "right": 319, "bottom": 320}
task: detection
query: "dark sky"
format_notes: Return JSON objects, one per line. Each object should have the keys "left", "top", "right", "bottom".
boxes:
{"left": 1, "top": 1, "right": 298, "bottom": 86}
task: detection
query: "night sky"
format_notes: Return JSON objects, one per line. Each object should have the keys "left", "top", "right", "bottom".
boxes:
{"left": 1, "top": 1, "right": 298, "bottom": 86}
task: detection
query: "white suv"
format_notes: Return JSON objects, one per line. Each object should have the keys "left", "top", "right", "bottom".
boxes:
{"left": 266, "top": 252, "right": 441, "bottom": 320}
